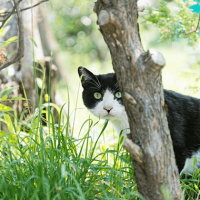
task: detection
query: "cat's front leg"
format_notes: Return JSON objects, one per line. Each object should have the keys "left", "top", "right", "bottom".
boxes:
{"left": 123, "top": 135, "right": 144, "bottom": 169}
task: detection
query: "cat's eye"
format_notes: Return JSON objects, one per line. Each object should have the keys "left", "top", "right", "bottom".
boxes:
{"left": 94, "top": 92, "right": 102, "bottom": 99}
{"left": 115, "top": 92, "right": 121, "bottom": 98}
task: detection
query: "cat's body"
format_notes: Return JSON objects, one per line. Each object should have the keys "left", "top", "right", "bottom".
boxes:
{"left": 78, "top": 67, "right": 200, "bottom": 175}
{"left": 164, "top": 90, "right": 200, "bottom": 174}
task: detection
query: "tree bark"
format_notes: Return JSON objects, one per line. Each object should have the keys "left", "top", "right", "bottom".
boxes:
{"left": 94, "top": 1, "right": 183, "bottom": 199}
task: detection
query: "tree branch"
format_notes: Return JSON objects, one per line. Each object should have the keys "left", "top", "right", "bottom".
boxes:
{"left": 19, "top": 0, "right": 49, "bottom": 12}
{"left": 0, "top": 0, "right": 24, "bottom": 71}
{"left": 0, "top": 0, "right": 23, "bottom": 30}
{"left": 0, "top": 0, "right": 48, "bottom": 71}
{"left": 0, "top": 0, "right": 49, "bottom": 26}
{"left": 163, "top": 13, "right": 200, "bottom": 36}
{"left": 184, "top": 13, "right": 200, "bottom": 35}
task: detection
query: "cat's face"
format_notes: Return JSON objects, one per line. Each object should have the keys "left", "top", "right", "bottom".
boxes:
{"left": 78, "top": 67, "right": 125, "bottom": 121}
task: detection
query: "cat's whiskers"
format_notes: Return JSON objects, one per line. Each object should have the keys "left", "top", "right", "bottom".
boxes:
{"left": 82, "top": 74, "right": 101, "bottom": 89}
{"left": 94, "top": 76, "right": 101, "bottom": 89}
{"left": 88, "top": 79, "right": 101, "bottom": 89}
{"left": 85, "top": 74, "right": 101, "bottom": 88}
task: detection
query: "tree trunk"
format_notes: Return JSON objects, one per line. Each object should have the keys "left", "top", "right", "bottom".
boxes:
{"left": 94, "top": 1, "right": 183, "bottom": 199}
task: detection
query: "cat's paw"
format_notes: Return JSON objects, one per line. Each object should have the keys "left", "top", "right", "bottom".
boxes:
{"left": 123, "top": 137, "right": 144, "bottom": 169}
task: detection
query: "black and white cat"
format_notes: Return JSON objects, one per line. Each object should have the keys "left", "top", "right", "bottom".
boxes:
{"left": 78, "top": 66, "right": 200, "bottom": 175}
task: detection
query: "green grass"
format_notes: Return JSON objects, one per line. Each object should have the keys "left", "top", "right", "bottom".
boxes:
{"left": 181, "top": 170, "right": 200, "bottom": 200}
{"left": 0, "top": 108, "right": 140, "bottom": 199}
{"left": 0, "top": 84, "right": 140, "bottom": 199}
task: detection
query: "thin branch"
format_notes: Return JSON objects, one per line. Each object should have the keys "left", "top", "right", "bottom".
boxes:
{"left": 184, "top": 13, "right": 200, "bottom": 35}
{"left": 0, "top": 0, "right": 24, "bottom": 71}
{"left": 20, "top": 0, "right": 49, "bottom": 12}
{"left": 163, "top": 13, "right": 200, "bottom": 36}
{"left": 0, "top": 0, "right": 49, "bottom": 19}
{"left": 0, "top": 0, "right": 23, "bottom": 29}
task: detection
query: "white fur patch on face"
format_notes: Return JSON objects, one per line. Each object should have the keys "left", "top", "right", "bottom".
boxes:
{"left": 89, "top": 90, "right": 120, "bottom": 119}
{"left": 88, "top": 89, "right": 129, "bottom": 135}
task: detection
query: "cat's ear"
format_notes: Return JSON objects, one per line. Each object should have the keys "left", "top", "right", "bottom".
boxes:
{"left": 78, "top": 67, "right": 96, "bottom": 87}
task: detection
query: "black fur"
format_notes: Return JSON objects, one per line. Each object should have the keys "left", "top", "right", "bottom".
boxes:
{"left": 164, "top": 90, "right": 200, "bottom": 172}
{"left": 78, "top": 67, "right": 200, "bottom": 173}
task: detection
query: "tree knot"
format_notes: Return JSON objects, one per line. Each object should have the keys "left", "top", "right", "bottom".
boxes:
{"left": 124, "top": 92, "right": 137, "bottom": 105}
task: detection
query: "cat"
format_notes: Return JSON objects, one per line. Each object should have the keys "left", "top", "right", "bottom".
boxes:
{"left": 78, "top": 66, "right": 200, "bottom": 175}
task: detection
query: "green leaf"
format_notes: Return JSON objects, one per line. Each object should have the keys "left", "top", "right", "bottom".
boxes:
{"left": 4, "top": 36, "right": 18, "bottom": 48}
{"left": 0, "top": 87, "right": 16, "bottom": 98}
{"left": 29, "top": 36, "right": 37, "bottom": 47}
{"left": 0, "top": 130, "right": 6, "bottom": 136}
{"left": 0, "top": 24, "right": 10, "bottom": 36}
{"left": 10, "top": 97, "right": 27, "bottom": 101}
{"left": 0, "top": 104, "right": 13, "bottom": 112}
{"left": 0, "top": 95, "right": 8, "bottom": 101}
{"left": 4, "top": 114, "right": 15, "bottom": 133}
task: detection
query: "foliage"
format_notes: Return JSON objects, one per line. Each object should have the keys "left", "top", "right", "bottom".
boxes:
{"left": 181, "top": 172, "right": 200, "bottom": 199}
{"left": 47, "top": 0, "right": 108, "bottom": 61}
{"left": 144, "top": 0, "right": 200, "bottom": 45}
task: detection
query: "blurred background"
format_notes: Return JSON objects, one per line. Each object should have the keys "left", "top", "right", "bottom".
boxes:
{"left": 1, "top": 0, "right": 200, "bottom": 140}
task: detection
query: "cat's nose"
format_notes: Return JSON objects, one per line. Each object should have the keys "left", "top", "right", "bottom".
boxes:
{"left": 104, "top": 107, "right": 113, "bottom": 113}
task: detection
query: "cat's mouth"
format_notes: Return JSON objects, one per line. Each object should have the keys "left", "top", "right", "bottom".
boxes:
{"left": 104, "top": 114, "right": 114, "bottom": 119}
